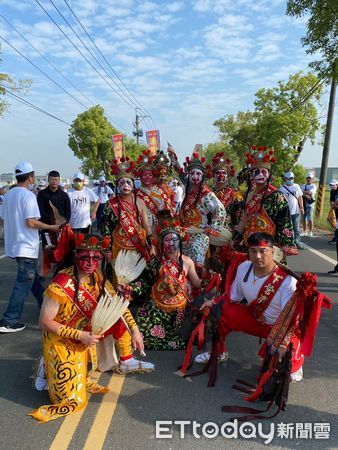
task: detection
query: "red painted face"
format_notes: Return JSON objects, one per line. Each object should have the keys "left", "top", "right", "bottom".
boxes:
{"left": 140, "top": 170, "right": 154, "bottom": 186}
{"left": 76, "top": 250, "right": 102, "bottom": 274}
{"left": 214, "top": 169, "right": 227, "bottom": 183}
{"left": 252, "top": 168, "right": 269, "bottom": 184}
{"left": 163, "top": 232, "right": 180, "bottom": 252}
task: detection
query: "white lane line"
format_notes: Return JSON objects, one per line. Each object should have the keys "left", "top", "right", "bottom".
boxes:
{"left": 302, "top": 242, "right": 337, "bottom": 265}
{"left": 0, "top": 255, "right": 7, "bottom": 259}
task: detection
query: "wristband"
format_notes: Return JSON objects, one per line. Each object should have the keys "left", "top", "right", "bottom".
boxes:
{"left": 57, "top": 325, "right": 81, "bottom": 340}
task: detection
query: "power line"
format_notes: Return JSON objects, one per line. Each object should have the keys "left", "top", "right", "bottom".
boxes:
{"left": 290, "top": 79, "right": 326, "bottom": 114}
{"left": 62, "top": 0, "right": 154, "bottom": 119}
{"left": 1, "top": 84, "right": 72, "bottom": 125}
{"left": 0, "top": 33, "right": 90, "bottom": 110}
{"left": 33, "top": 0, "right": 133, "bottom": 133}
{"left": 0, "top": 14, "right": 94, "bottom": 107}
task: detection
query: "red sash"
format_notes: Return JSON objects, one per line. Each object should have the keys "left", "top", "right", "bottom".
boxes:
{"left": 109, "top": 197, "right": 150, "bottom": 261}
{"left": 137, "top": 189, "right": 159, "bottom": 216}
{"left": 245, "top": 184, "right": 276, "bottom": 216}
{"left": 160, "top": 257, "right": 189, "bottom": 302}
{"left": 216, "top": 186, "right": 236, "bottom": 208}
{"left": 53, "top": 271, "right": 125, "bottom": 339}
{"left": 247, "top": 265, "right": 288, "bottom": 323}
{"left": 180, "top": 184, "right": 210, "bottom": 227}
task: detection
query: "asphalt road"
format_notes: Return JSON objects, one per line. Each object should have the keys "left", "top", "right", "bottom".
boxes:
{"left": 0, "top": 233, "right": 337, "bottom": 450}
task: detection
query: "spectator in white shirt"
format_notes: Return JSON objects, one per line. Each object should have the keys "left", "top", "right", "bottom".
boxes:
{"left": 0, "top": 162, "right": 59, "bottom": 333}
{"left": 279, "top": 171, "right": 304, "bottom": 249}
{"left": 172, "top": 179, "right": 184, "bottom": 214}
{"left": 92, "top": 175, "right": 113, "bottom": 231}
{"left": 68, "top": 172, "right": 99, "bottom": 233}
{"left": 301, "top": 172, "right": 317, "bottom": 237}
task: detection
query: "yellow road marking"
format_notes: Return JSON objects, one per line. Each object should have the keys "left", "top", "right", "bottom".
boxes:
{"left": 83, "top": 374, "right": 125, "bottom": 450}
{"left": 49, "top": 371, "right": 102, "bottom": 450}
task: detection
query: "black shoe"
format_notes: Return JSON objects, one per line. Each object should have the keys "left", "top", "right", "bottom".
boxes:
{"left": 328, "top": 264, "right": 338, "bottom": 275}
{"left": 0, "top": 320, "right": 26, "bottom": 333}
{"left": 329, "top": 238, "right": 336, "bottom": 244}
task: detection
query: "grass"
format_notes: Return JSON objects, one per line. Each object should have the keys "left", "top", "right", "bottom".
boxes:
{"left": 313, "top": 188, "right": 335, "bottom": 232}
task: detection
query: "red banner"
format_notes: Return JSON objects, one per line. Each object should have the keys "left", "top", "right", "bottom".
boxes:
{"left": 112, "top": 134, "right": 125, "bottom": 162}
{"left": 146, "top": 130, "right": 160, "bottom": 155}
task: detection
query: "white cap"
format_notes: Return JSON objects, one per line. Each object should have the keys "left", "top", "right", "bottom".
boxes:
{"left": 0, "top": 184, "right": 4, "bottom": 189}
{"left": 59, "top": 181, "right": 66, "bottom": 187}
{"left": 329, "top": 179, "right": 337, "bottom": 186}
{"left": 306, "top": 172, "right": 314, "bottom": 179}
{"left": 99, "top": 175, "right": 106, "bottom": 182}
{"left": 38, "top": 180, "right": 47, "bottom": 187}
{"left": 73, "top": 172, "right": 85, "bottom": 181}
{"left": 285, "top": 171, "right": 294, "bottom": 178}
{"left": 15, "top": 161, "right": 34, "bottom": 175}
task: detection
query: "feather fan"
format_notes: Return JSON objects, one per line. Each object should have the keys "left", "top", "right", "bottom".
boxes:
{"left": 91, "top": 289, "right": 129, "bottom": 335}
{"left": 114, "top": 250, "right": 146, "bottom": 284}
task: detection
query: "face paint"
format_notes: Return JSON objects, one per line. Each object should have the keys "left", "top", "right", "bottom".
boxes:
{"left": 189, "top": 169, "right": 203, "bottom": 186}
{"left": 118, "top": 177, "right": 134, "bottom": 194}
{"left": 140, "top": 170, "right": 154, "bottom": 187}
{"left": 214, "top": 170, "right": 227, "bottom": 183}
{"left": 252, "top": 168, "right": 269, "bottom": 184}
{"left": 76, "top": 250, "right": 102, "bottom": 274}
{"left": 163, "top": 232, "right": 180, "bottom": 252}
{"left": 158, "top": 168, "right": 167, "bottom": 182}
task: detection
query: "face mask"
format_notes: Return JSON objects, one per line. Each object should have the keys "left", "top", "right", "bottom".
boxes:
{"left": 28, "top": 184, "right": 35, "bottom": 191}
{"left": 73, "top": 181, "right": 83, "bottom": 190}
{"left": 286, "top": 179, "right": 294, "bottom": 186}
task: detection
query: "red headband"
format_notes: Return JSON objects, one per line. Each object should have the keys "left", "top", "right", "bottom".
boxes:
{"left": 249, "top": 241, "right": 273, "bottom": 248}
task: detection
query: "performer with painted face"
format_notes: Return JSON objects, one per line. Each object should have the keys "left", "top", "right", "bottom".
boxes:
{"left": 153, "top": 149, "right": 175, "bottom": 215}
{"left": 136, "top": 150, "right": 165, "bottom": 236}
{"left": 137, "top": 213, "right": 203, "bottom": 349}
{"left": 29, "top": 233, "right": 149, "bottom": 423}
{"left": 210, "top": 152, "right": 243, "bottom": 228}
{"left": 235, "top": 146, "right": 296, "bottom": 255}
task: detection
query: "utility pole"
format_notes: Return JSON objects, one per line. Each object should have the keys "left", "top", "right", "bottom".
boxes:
{"left": 316, "top": 73, "right": 337, "bottom": 218}
{"left": 133, "top": 108, "right": 149, "bottom": 144}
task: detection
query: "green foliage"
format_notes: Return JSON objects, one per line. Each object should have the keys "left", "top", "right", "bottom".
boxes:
{"left": 286, "top": 0, "right": 338, "bottom": 79}
{"left": 212, "top": 71, "right": 323, "bottom": 179}
{"left": 68, "top": 105, "right": 145, "bottom": 178}
{"left": 1, "top": 44, "right": 32, "bottom": 117}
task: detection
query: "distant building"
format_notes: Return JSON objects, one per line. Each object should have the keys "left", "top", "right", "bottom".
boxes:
{"left": 313, "top": 167, "right": 338, "bottom": 184}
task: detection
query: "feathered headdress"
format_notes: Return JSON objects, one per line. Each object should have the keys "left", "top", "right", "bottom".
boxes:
{"left": 135, "top": 149, "right": 156, "bottom": 175}
{"left": 182, "top": 152, "right": 208, "bottom": 174}
{"left": 210, "top": 152, "right": 235, "bottom": 177}
{"left": 245, "top": 146, "right": 277, "bottom": 169}
{"left": 110, "top": 156, "right": 136, "bottom": 179}
{"left": 154, "top": 149, "right": 170, "bottom": 170}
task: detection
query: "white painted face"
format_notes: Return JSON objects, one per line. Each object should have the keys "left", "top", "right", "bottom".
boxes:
{"left": 252, "top": 168, "right": 269, "bottom": 184}
{"left": 214, "top": 169, "right": 227, "bottom": 183}
{"left": 118, "top": 177, "right": 134, "bottom": 194}
{"left": 189, "top": 169, "right": 203, "bottom": 185}
{"left": 163, "top": 232, "right": 180, "bottom": 252}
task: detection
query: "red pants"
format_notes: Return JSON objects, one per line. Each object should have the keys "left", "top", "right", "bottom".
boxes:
{"left": 217, "top": 303, "right": 304, "bottom": 373}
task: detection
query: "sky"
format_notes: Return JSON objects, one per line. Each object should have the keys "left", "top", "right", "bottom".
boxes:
{"left": 0, "top": 0, "right": 337, "bottom": 178}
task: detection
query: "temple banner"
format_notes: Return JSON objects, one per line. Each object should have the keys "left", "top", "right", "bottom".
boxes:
{"left": 112, "top": 134, "right": 125, "bottom": 161}
{"left": 146, "top": 130, "right": 160, "bottom": 155}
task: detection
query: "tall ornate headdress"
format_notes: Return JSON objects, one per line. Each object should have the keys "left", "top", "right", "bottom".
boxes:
{"left": 245, "top": 146, "right": 277, "bottom": 169}
{"left": 210, "top": 152, "right": 235, "bottom": 177}
{"left": 182, "top": 152, "right": 207, "bottom": 174}
{"left": 74, "top": 233, "right": 111, "bottom": 251}
{"left": 157, "top": 210, "right": 188, "bottom": 241}
{"left": 135, "top": 149, "right": 156, "bottom": 175}
{"left": 154, "top": 149, "right": 170, "bottom": 170}
{"left": 110, "top": 156, "right": 136, "bottom": 179}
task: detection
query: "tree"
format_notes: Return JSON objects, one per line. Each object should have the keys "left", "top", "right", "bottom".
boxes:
{"left": 1, "top": 44, "right": 32, "bottom": 117}
{"left": 212, "top": 71, "right": 323, "bottom": 186}
{"left": 68, "top": 105, "right": 144, "bottom": 178}
{"left": 286, "top": 0, "right": 338, "bottom": 79}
